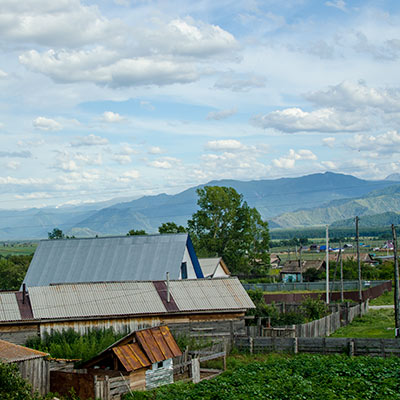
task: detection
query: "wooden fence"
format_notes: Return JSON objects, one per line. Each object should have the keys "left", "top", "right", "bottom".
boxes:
{"left": 234, "top": 336, "right": 400, "bottom": 358}
{"left": 247, "top": 301, "right": 368, "bottom": 338}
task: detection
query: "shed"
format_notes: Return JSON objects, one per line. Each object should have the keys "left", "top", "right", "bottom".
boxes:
{"left": 23, "top": 233, "right": 204, "bottom": 288}
{"left": 0, "top": 339, "right": 49, "bottom": 395}
{"left": 198, "top": 257, "right": 230, "bottom": 278}
{"left": 280, "top": 260, "right": 326, "bottom": 283}
{"left": 82, "top": 326, "right": 182, "bottom": 391}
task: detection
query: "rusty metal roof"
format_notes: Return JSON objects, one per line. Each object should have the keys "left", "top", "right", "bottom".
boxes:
{"left": 88, "top": 326, "right": 182, "bottom": 372}
{"left": 0, "top": 339, "right": 48, "bottom": 363}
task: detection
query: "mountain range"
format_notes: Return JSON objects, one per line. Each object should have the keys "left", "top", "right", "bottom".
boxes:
{"left": 1, "top": 171, "right": 400, "bottom": 240}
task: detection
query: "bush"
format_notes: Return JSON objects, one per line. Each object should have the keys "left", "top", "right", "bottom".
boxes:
{"left": 26, "top": 328, "right": 125, "bottom": 365}
{"left": 300, "top": 296, "right": 329, "bottom": 321}
{"left": 0, "top": 362, "right": 40, "bottom": 400}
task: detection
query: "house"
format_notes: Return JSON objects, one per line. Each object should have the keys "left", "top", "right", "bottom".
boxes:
{"left": 82, "top": 326, "right": 181, "bottom": 391}
{"left": 198, "top": 257, "right": 230, "bottom": 278}
{"left": 23, "top": 234, "right": 204, "bottom": 288}
{"left": 280, "top": 260, "right": 326, "bottom": 283}
{"left": 0, "top": 277, "right": 255, "bottom": 345}
{"left": 269, "top": 254, "right": 282, "bottom": 268}
{"left": 0, "top": 339, "right": 49, "bottom": 395}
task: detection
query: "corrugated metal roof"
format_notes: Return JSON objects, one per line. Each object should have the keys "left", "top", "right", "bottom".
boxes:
{"left": 29, "top": 281, "right": 166, "bottom": 320}
{"left": 87, "top": 326, "right": 181, "bottom": 372}
{"left": 23, "top": 234, "right": 191, "bottom": 287}
{"left": 0, "top": 292, "right": 21, "bottom": 321}
{"left": 198, "top": 258, "right": 221, "bottom": 277}
{"left": 169, "top": 278, "right": 255, "bottom": 311}
{"left": 0, "top": 339, "right": 48, "bottom": 362}
{"left": 15, "top": 278, "right": 254, "bottom": 322}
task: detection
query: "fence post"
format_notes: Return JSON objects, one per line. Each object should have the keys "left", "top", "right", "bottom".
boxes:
{"left": 348, "top": 339, "right": 355, "bottom": 356}
{"left": 249, "top": 336, "right": 253, "bottom": 354}
{"left": 293, "top": 337, "right": 298, "bottom": 354}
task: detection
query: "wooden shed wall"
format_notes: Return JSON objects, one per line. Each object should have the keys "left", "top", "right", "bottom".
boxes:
{"left": 16, "top": 357, "right": 49, "bottom": 396}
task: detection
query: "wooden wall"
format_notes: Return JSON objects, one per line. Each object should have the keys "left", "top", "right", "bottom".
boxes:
{"left": 16, "top": 357, "right": 49, "bottom": 396}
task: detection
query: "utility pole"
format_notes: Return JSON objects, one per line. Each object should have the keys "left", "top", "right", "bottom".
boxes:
{"left": 340, "top": 242, "right": 344, "bottom": 302}
{"left": 392, "top": 224, "right": 400, "bottom": 338}
{"left": 356, "top": 216, "right": 362, "bottom": 302}
{"left": 299, "top": 246, "right": 303, "bottom": 283}
{"left": 326, "top": 225, "right": 329, "bottom": 304}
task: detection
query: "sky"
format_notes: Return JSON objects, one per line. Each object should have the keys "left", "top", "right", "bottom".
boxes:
{"left": 1, "top": 0, "right": 400, "bottom": 209}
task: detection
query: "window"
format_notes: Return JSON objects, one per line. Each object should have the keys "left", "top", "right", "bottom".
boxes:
{"left": 157, "top": 361, "right": 164, "bottom": 368}
{"left": 181, "top": 262, "right": 188, "bottom": 279}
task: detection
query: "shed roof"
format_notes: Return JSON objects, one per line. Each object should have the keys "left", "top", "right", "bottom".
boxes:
{"left": 84, "top": 326, "right": 182, "bottom": 372}
{"left": 23, "top": 234, "right": 203, "bottom": 288}
{"left": 0, "top": 339, "right": 48, "bottom": 363}
{"left": 0, "top": 292, "right": 22, "bottom": 321}
{"left": 0, "top": 278, "right": 254, "bottom": 322}
{"left": 281, "top": 260, "right": 326, "bottom": 274}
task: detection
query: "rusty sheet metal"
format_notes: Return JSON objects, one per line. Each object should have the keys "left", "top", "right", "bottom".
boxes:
{"left": 136, "top": 329, "right": 164, "bottom": 363}
{"left": 0, "top": 292, "right": 22, "bottom": 322}
{"left": 112, "top": 343, "right": 151, "bottom": 372}
{"left": 159, "top": 326, "right": 182, "bottom": 357}
{"left": 151, "top": 328, "right": 174, "bottom": 360}
{"left": 0, "top": 339, "right": 48, "bottom": 362}
{"left": 169, "top": 277, "right": 255, "bottom": 311}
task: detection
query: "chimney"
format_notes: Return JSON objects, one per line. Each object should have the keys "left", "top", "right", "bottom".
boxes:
{"left": 22, "top": 283, "right": 26, "bottom": 304}
{"left": 166, "top": 272, "right": 170, "bottom": 303}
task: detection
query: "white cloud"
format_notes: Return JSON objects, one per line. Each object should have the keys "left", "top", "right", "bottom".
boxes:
{"left": 15, "top": 192, "right": 52, "bottom": 200}
{"left": 33, "top": 116, "right": 62, "bottom": 131}
{"left": 140, "top": 101, "right": 155, "bottom": 111}
{"left": 71, "top": 134, "right": 108, "bottom": 147}
{"left": 118, "top": 170, "right": 140, "bottom": 182}
{"left": 322, "top": 137, "right": 335, "bottom": 148}
{"left": 112, "top": 154, "right": 132, "bottom": 165}
{"left": 4, "top": 161, "right": 20, "bottom": 170}
{"left": 149, "top": 160, "right": 173, "bottom": 169}
{"left": 214, "top": 73, "right": 266, "bottom": 92}
{"left": 0, "top": 69, "right": 7, "bottom": 79}
{"left": 148, "top": 146, "right": 164, "bottom": 154}
{"left": 0, "top": 0, "right": 122, "bottom": 48}
{"left": 119, "top": 145, "right": 137, "bottom": 155}
{"left": 101, "top": 111, "right": 124, "bottom": 123}
{"left": 346, "top": 130, "right": 400, "bottom": 154}
{"left": 206, "top": 108, "right": 237, "bottom": 120}
{"left": 272, "top": 149, "right": 317, "bottom": 169}
{"left": 205, "top": 139, "right": 246, "bottom": 151}
{"left": 253, "top": 107, "right": 369, "bottom": 133}
{"left": 306, "top": 81, "right": 400, "bottom": 112}
{"left": 0, "top": 176, "right": 50, "bottom": 185}
{"left": 325, "top": 0, "right": 347, "bottom": 12}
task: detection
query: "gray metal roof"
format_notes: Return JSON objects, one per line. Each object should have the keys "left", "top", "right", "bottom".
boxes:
{"left": 0, "top": 293, "right": 21, "bottom": 321}
{"left": 198, "top": 258, "right": 222, "bottom": 277}
{"left": 23, "top": 234, "right": 191, "bottom": 287}
{"left": 26, "top": 278, "right": 254, "bottom": 321}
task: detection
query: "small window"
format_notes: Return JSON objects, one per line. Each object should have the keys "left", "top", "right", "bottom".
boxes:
{"left": 157, "top": 361, "right": 164, "bottom": 368}
{"left": 181, "top": 262, "right": 188, "bottom": 279}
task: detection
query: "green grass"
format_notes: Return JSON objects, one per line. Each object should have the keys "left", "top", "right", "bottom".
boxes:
{"left": 0, "top": 244, "right": 37, "bottom": 256}
{"left": 125, "top": 353, "right": 400, "bottom": 400}
{"left": 370, "top": 290, "right": 394, "bottom": 306}
{"left": 330, "top": 309, "right": 395, "bottom": 338}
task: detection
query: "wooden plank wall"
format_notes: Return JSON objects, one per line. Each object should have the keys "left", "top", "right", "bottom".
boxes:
{"left": 17, "top": 357, "right": 49, "bottom": 396}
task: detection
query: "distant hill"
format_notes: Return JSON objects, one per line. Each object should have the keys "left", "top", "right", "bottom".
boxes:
{"left": 330, "top": 212, "right": 400, "bottom": 228}
{"left": 273, "top": 184, "right": 400, "bottom": 228}
{"left": 0, "top": 172, "right": 398, "bottom": 239}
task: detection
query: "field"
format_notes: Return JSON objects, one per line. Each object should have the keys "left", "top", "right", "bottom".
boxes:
{"left": 330, "top": 308, "right": 395, "bottom": 339}
{"left": 0, "top": 242, "right": 37, "bottom": 257}
{"left": 125, "top": 353, "right": 400, "bottom": 400}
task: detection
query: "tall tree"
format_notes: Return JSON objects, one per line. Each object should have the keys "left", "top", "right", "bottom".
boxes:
{"left": 48, "top": 228, "right": 64, "bottom": 240}
{"left": 158, "top": 222, "right": 186, "bottom": 234}
{"left": 188, "top": 186, "right": 270, "bottom": 275}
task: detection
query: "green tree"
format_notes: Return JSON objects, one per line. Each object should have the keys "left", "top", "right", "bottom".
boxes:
{"left": 48, "top": 227, "right": 64, "bottom": 240}
{"left": 187, "top": 186, "right": 270, "bottom": 275}
{"left": 127, "top": 229, "right": 147, "bottom": 236}
{"left": 158, "top": 222, "right": 186, "bottom": 234}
